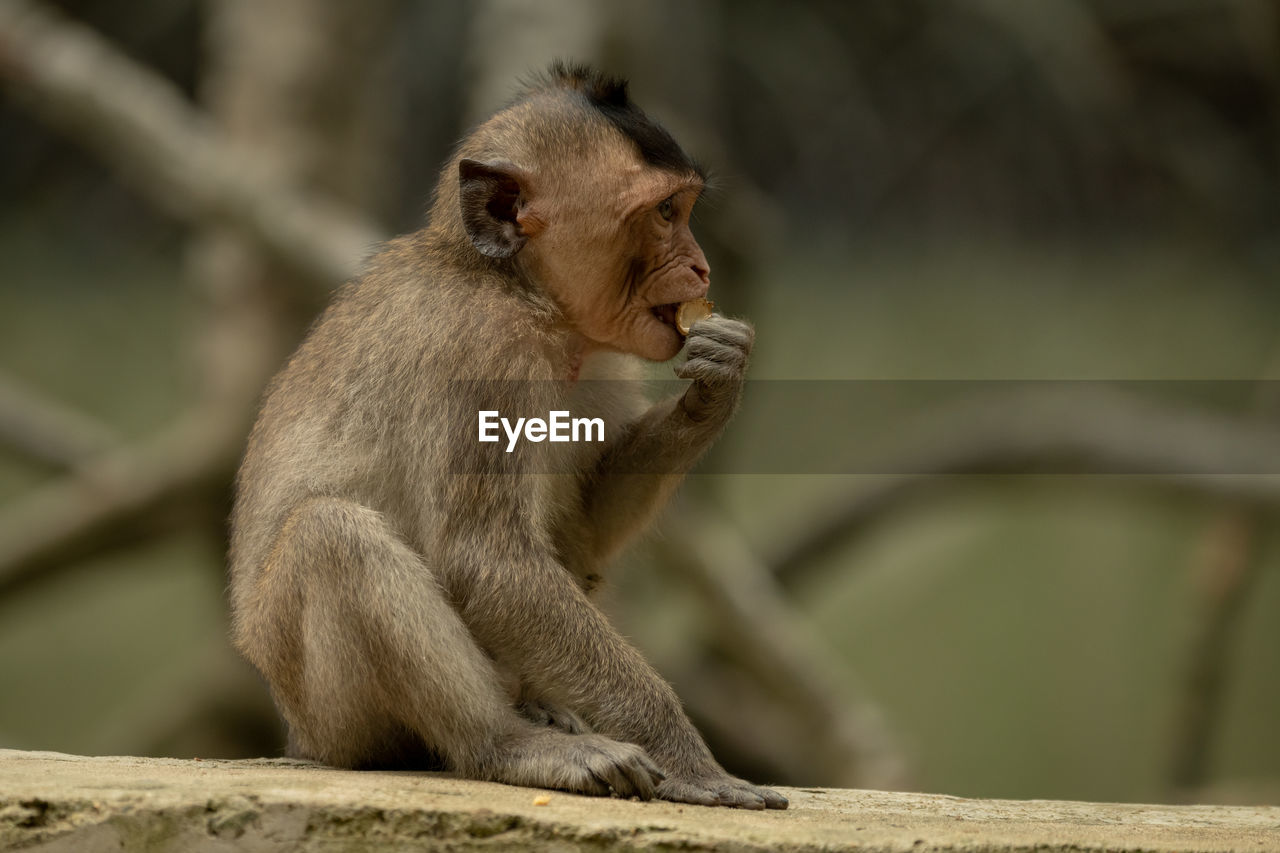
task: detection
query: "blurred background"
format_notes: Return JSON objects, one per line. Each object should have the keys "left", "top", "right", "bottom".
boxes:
{"left": 1, "top": 0, "right": 1278, "bottom": 806}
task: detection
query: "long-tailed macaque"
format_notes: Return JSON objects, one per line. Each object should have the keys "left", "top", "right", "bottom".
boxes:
{"left": 228, "top": 63, "right": 786, "bottom": 810}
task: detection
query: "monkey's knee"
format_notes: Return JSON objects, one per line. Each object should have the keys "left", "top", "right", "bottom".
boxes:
{"left": 270, "top": 497, "right": 400, "bottom": 579}
{"left": 242, "top": 496, "right": 523, "bottom": 771}
{"left": 238, "top": 500, "right": 422, "bottom": 737}
{"left": 235, "top": 497, "right": 394, "bottom": 659}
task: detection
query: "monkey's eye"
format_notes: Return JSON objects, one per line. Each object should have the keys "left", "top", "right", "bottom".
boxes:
{"left": 657, "top": 197, "right": 675, "bottom": 222}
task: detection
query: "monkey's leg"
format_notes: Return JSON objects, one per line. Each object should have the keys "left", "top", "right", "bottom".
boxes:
{"left": 241, "top": 497, "right": 662, "bottom": 796}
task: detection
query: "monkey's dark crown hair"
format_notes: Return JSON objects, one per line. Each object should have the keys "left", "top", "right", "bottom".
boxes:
{"left": 524, "top": 61, "right": 704, "bottom": 178}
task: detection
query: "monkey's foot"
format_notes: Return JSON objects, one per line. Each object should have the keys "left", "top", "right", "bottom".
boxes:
{"left": 488, "top": 730, "right": 663, "bottom": 800}
{"left": 517, "top": 698, "right": 590, "bottom": 735}
{"left": 656, "top": 774, "right": 789, "bottom": 810}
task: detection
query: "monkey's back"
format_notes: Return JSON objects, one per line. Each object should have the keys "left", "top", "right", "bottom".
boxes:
{"left": 227, "top": 233, "right": 642, "bottom": 624}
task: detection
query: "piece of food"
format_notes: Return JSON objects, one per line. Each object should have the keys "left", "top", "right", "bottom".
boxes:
{"left": 532, "top": 795, "right": 552, "bottom": 806}
{"left": 675, "top": 298, "right": 715, "bottom": 335}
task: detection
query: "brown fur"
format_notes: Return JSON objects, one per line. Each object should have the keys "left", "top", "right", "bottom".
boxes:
{"left": 228, "top": 65, "right": 786, "bottom": 809}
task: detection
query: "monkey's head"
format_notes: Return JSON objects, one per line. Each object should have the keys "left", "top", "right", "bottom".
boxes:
{"left": 445, "top": 63, "right": 711, "bottom": 362}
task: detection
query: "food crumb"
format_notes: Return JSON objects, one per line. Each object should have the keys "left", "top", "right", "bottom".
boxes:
{"left": 676, "top": 297, "right": 714, "bottom": 335}
{"left": 532, "top": 795, "right": 551, "bottom": 806}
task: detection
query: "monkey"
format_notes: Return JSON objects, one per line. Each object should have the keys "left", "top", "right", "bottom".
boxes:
{"left": 228, "top": 62, "right": 787, "bottom": 810}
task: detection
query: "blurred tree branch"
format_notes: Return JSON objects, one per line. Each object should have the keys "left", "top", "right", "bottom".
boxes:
{"left": 464, "top": 0, "right": 608, "bottom": 125}
{"left": 769, "top": 386, "right": 1280, "bottom": 584}
{"left": 0, "top": 0, "right": 397, "bottom": 594}
{"left": 1169, "top": 507, "right": 1261, "bottom": 798}
{"left": 1168, "top": 352, "right": 1280, "bottom": 798}
{"left": 0, "top": 409, "right": 238, "bottom": 595}
{"left": 0, "top": 0, "right": 383, "bottom": 291}
{"left": 655, "top": 498, "right": 908, "bottom": 790}
{"left": 668, "top": 651, "right": 835, "bottom": 788}
{"left": 971, "top": 0, "right": 1273, "bottom": 226}
{"left": 0, "top": 373, "right": 117, "bottom": 469}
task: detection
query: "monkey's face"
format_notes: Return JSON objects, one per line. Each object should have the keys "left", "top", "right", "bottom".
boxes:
{"left": 526, "top": 166, "right": 711, "bottom": 363}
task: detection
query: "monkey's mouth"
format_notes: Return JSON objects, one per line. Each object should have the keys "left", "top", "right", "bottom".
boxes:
{"left": 650, "top": 303, "right": 680, "bottom": 329}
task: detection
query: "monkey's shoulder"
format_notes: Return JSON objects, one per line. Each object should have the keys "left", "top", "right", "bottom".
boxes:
{"left": 309, "top": 258, "right": 564, "bottom": 382}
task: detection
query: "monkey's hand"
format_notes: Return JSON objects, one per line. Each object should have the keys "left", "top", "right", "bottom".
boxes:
{"left": 674, "top": 315, "right": 753, "bottom": 426}
{"left": 656, "top": 771, "right": 789, "bottom": 810}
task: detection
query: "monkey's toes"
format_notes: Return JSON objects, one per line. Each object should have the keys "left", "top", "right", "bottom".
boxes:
{"left": 734, "top": 782, "right": 788, "bottom": 810}
{"left": 655, "top": 778, "right": 721, "bottom": 807}
{"left": 656, "top": 776, "right": 788, "bottom": 810}
{"left": 757, "top": 786, "right": 790, "bottom": 809}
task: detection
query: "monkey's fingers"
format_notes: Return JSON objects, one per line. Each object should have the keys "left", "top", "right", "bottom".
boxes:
{"left": 572, "top": 771, "right": 614, "bottom": 798}
{"left": 587, "top": 766, "right": 629, "bottom": 798}
{"left": 631, "top": 752, "right": 666, "bottom": 796}
{"left": 684, "top": 333, "right": 749, "bottom": 365}
{"left": 683, "top": 315, "right": 754, "bottom": 350}
{"left": 576, "top": 737, "right": 664, "bottom": 800}
{"left": 588, "top": 753, "right": 660, "bottom": 800}
{"left": 676, "top": 353, "right": 747, "bottom": 385}
{"left": 618, "top": 749, "right": 664, "bottom": 801}
{"left": 675, "top": 322, "right": 752, "bottom": 385}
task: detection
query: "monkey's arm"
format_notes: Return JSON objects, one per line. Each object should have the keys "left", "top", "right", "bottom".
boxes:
{"left": 582, "top": 316, "right": 753, "bottom": 564}
{"left": 444, "top": 522, "right": 784, "bottom": 810}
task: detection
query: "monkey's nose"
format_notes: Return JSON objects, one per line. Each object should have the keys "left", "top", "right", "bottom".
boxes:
{"left": 691, "top": 262, "right": 710, "bottom": 285}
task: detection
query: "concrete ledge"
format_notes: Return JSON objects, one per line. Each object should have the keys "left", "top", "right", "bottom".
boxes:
{"left": 1, "top": 749, "right": 1277, "bottom": 852}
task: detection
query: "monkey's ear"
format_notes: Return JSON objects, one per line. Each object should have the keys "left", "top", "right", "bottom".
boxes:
{"left": 459, "top": 158, "right": 531, "bottom": 259}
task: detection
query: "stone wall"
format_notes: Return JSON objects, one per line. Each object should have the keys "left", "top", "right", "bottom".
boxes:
{"left": 2, "top": 749, "right": 1277, "bottom": 852}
